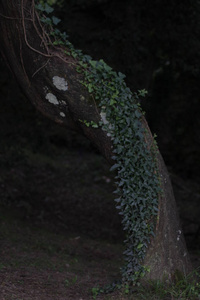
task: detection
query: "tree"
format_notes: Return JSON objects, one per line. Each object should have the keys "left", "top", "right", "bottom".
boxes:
{"left": 0, "top": 0, "right": 192, "bottom": 284}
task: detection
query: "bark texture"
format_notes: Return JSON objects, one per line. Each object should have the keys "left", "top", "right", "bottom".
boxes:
{"left": 0, "top": 0, "right": 192, "bottom": 282}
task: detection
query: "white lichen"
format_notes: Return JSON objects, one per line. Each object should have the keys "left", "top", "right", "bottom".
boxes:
{"left": 43, "top": 86, "right": 48, "bottom": 93}
{"left": 100, "top": 110, "right": 115, "bottom": 140}
{"left": 100, "top": 111, "right": 109, "bottom": 125}
{"left": 53, "top": 76, "right": 68, "bottom": 91}
{"left": 177, "top": 230, "right": 182, "bottom": 241}
{"left": 45, "top": 93, "right": 59, "bottom": 105}
{"left": 60, "top": 112, "right": 66, "bottom": 117}
{"left": 60, "top": 100, "right": 67, "bottom": 106}
{"left": 80, "top": 95, "right": 85, "bottom": 101}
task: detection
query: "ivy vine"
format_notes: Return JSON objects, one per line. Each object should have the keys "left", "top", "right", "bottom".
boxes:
{"left": 35, "top": 1, "right": 162, "bottom": 284}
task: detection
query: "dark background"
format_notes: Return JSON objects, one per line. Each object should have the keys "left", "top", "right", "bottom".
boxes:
{"left": 57, "top": 0, "right": 200, "bottom": 180}
{"left": 0, "top": 0, "right": 200, "bottom": 251}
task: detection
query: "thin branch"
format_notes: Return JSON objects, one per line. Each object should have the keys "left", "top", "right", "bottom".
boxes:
{"left": 20, "top": 0, "right": 76, "bottom": 68}
{"left": 32, "top": 59, "right": 50, "bottom": 77}
{"left": 18, "top": 23, "right": 30, "bottom": 84}
{"left": 21, "top": 0, "right": 53, "bottom": 58}
{"left": 0, "top": 12, "right": 31, "bottom": 21}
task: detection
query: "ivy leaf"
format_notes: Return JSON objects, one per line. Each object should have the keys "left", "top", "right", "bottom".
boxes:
{"left": 35, "top": 3, "right": 55, "bottom": 14}
{"left": 110, "top": 163, "right": 119, "bottom": 171}
{"left": 89, "top": 60, "right": 97, "bottom": 68}
{"left": 138, "top": 89, "right": 148, "bottom": 97}
{"left": 118, "top": 72, "right": 126, "bottom": 79}
{"left": 90, "top": 121, "right": 99, "bottom": 128}
{"left": 40, "top": 17, "right": 52, "bottom": 25}
{"left": 115, "top": 198, "right": 121, "bottom": 203}
{"left": 88, "top": 84, "right": 93, "bottom": 93}
{"left": 52, "top": 16, "right": 61, "bottom": 25}
{"left": 44, "top": 3, "right": 54, "bottom": 14}
{"left": 35, "top": 4, "right": 44, "bottom": 11}
{"left": 110, "top": 99, "right": 117, "bottom": 105}
{"left": 135, "top": 110, "right": 142, "bottom": 118}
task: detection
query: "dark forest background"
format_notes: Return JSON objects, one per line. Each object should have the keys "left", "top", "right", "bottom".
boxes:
{"left": 0, "top": 0, "right": 200, "bottom": 251}
{"left": 57, "top": 0, "right": 200, "bottom": 179}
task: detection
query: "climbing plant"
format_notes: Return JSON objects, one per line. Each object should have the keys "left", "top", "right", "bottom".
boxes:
{"left": 35, "top": 1, "right": 162, "bottom": 284}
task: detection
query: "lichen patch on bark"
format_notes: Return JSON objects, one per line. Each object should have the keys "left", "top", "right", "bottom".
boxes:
{"left": 52, "top": 76, "right": 68, "bottom": 91}
{"left": 60, "top": 112, "right": 66, "bottom": 117}
{"left": 100, "top": 111, "right": 109, "bottom": 125}
{"left": 45, "top": 93, "right": 59, "bottom": 105}
{"left": 60, "top": 100, "right": 67, "bottom": 105}
{"left": 177, "top": 230, "right": 182, "bottom": 241}
{"left": 80, "top": 95, "right": 85, "bottom": 101}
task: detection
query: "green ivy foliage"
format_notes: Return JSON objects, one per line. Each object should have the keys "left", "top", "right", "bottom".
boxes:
{"left": 35, "top": 1, "right": 162, "bottom": 284}
{"left": 81, "top": 59, "right": 161, "bottom": 283}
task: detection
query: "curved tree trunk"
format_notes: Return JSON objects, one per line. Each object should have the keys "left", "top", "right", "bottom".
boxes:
{"left": 0, "top": 0, "right": 192, "bottom": 282}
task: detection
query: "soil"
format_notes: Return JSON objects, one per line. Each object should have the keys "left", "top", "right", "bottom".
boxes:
{"left": 0, "top": 206, "right": 123, "bottom": 300}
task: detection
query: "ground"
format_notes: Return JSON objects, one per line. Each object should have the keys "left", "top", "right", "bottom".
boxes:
{"left": 0, "top": 206, "right": 123, "bottom": 300}
{"left": 0, "top": 57, "right": 200, "bottom": 299}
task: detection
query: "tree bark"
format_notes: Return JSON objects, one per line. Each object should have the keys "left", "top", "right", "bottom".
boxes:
{"left": 0, "top": 0, "right": 192, "bottom": 282}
